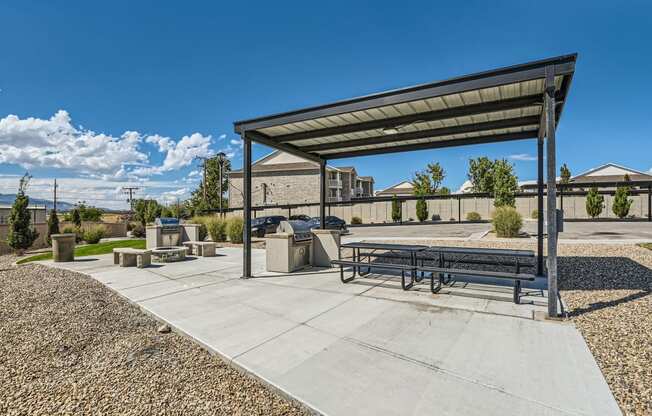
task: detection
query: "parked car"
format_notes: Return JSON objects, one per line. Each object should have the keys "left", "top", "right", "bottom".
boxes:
{"left": 250, "top": 215, "right": 287, "bottom": 237}
{"left": 289, "top": 214, "right": 311, "bottom": 222}
{"left": 308, "top": 216, "right": 347, "bottom": 231}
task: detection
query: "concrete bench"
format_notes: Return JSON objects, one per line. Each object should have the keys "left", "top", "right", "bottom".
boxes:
{"left": 113, "top": 248, "right": 152, "bottom": 268}
{"left": 182, "top": 241, "right": 216, "bottom": 257}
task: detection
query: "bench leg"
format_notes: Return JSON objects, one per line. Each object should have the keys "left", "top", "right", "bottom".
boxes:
{"left": 114, "top": 252, "right": 120, "bottom": 265}
{"left": 431, "top": 272, "right": 443, "bottom": 294}
{"left": 513, "top": 280, "right": 521, "bottom": 304}
{"left": 401, "top": 269, "right": 414, "bottom": 291}
{"left": 340, "top": 265, "right": 355, "bottom": 283}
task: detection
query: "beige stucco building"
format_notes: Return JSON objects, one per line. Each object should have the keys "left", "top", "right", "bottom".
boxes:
{"left": 228, "top": 151, "right": 374, "bottom": 208}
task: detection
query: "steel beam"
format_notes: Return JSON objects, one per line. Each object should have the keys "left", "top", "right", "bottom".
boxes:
{"left": 302, "top": 115, "right": 540, "bottom": 153}
{"left": 545, "top": 67, "right": 558, "bottom": 317}
{"left": 319, "top": 161, "right": 326, "bottom": 229}
{"left": 324, "top": 130, "right": 537, "bottom": 160}
{"left": 243, "top": 133, "right": 252, "bottom": 278}
{"left": 278, "top": 95, "right": 545, "bottom": 144}
{"left": 537, "top": 134, "right": 544, "bottom": 276}
{"left": 244, "top": 130, "right": 324, "bottom": 164}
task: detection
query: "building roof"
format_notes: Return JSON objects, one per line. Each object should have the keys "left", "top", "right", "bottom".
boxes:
{"left": 570, "top": 163, "right": 652, "bottom": 183}
{"left": 357, "top": 176, "right": 374, "bottom": 182}
{"left": 234, "top": 54, "right": 576, "bottom": 161}
{"left": 376, "top": 180, "right": 414, "bottom": 195}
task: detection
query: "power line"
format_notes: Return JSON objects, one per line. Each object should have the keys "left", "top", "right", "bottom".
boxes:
{"left": 121, "top": 186, "right": 140, "bottom": 214}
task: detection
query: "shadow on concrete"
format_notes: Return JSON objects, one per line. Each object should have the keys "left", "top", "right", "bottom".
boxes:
{"left": 558, "top": 256, "right": 652, "bottom": 317}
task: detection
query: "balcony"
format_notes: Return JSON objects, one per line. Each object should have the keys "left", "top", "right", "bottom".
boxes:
{"left": 327, "top": 196, "right": 343, "bottom": 202}
{"left": 328, "top": 179, "right": 342, "bottom": 188}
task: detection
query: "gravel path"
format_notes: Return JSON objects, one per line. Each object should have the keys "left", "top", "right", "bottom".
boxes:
{"left": 353, "top": 239, "right": 652, "bottom": 415}
{"left": 0, "top": 255, "right": 307, "bottom": 416}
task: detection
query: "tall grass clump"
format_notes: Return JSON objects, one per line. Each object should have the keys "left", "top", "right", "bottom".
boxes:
{"left": 492, "top": 206, "right": 522, "bottom": 238}
{"left": 83, "top": 225, "right": 106, "bottom": 244}
{"left": 227, "top": 217, "right": 244, "bottom": 243}
{"left": 206, "top": 216, "right": 227, "bottom": 242}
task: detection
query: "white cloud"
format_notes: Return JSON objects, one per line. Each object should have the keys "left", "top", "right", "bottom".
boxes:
{"left": 0, "top": 111, "right": 148, "bottom": 176}
{"left": 134, "top": 132, "right": 213, "bottom": 176}
{"left": 508, "top": 153, "right": 536, "bottom": 161}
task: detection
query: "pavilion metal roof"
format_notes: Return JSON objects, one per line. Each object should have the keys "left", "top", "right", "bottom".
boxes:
{"left": 234, "top": 54, "right": 576, "bottom": 162}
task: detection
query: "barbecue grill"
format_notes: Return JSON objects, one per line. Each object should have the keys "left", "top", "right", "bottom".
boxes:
{"left": 153, "top": 217, "right": 181, "bottom": 247}
{"left": 266, "top": 220, "right": 313, "bottom": 272}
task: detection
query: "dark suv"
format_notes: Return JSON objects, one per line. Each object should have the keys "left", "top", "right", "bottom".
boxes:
{"left": 250, "top": 215, "right": 287, "bottom": 237}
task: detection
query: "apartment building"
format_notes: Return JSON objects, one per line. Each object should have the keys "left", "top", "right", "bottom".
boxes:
{"left": 228, "top": 151, "right": 374, "bottom": 208}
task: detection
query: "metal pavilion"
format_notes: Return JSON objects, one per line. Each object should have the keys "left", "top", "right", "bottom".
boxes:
{"left": 233, "top": 54, "right": 577, "bottom": 316}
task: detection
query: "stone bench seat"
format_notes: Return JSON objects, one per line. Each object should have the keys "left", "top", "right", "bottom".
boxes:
{"left": 113, "top": 248, "right": 152, "bottom": 268}
{"left": 182, "top": 241, "right": 216, "bottom": 257}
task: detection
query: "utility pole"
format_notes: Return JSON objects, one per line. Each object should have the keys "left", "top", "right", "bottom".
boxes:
{"left": 53, "top": 179, "right": 58, "bottom": 212}
{"left": 122, "top": 186, "right": 139, "bottom": 215}
{"left": 216, "top": 152, "right": 227, "bottom": 216}
{"left": 195, "top": 156, "right": 211, "bottom": 206}
{"left": 176, "top": 197, "right": 180, "bottom": 219}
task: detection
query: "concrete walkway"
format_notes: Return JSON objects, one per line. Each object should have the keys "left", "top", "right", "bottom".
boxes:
{"left": 41, "top": 249, "right": 621, "bottom": 416}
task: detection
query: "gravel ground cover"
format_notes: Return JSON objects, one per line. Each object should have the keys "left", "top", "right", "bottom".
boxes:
{"left": 352, "top": 239, "right": 652, "bottom": 415}
{"left": 0, "top": 255, "right": 307, "bottom": 416}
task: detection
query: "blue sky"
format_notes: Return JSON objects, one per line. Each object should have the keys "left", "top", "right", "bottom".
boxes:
{"left": 1, "top": 1, "right": 650, "bottom": 208}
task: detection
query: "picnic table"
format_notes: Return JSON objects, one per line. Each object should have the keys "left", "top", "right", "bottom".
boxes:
{"left": 332, "top": 242, "right": 537, "bottom": 303}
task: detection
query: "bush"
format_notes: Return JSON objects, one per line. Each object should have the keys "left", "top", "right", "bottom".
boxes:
{"left": 391, "top": 196, "right": 402, "bottom": 222}
{"left": 191, "top": 216, "right": 209, "bottom": 241}
{"left": 83, "top": 225, "right": 106, "bottom": 244}
{"left": 612, "top": 186, "right": 633, "bottom": 219}
{"left": 586, "top": 186, "right": 604, "bottom": 218}
{"left": 227, "top": 217, "right": 244, "bottom": 243}
{"left": 531, "top": 209, "right": 539, "bottom": 220}
{"left": 62, "top": 225, "right": 83, "bottom": 243}
{"left": 466, "top": 211, "right": 482, "bottom": 221}
{"left": 416, "top": 198, "right": 428, "bottom": 222}
{"left": 126, "top": 222, "right": 133, "bottom": 232}
{"left": 492, "top": 206, "right": 522, "bottom": 238}
{"left": 206, "top": 216, "right": 227, "bottom": 242}
{"left": 47, "top": 210, "right": 60, "bottom": 246}
{"left": 351, "top": 216, "right": 362, "bottom": 225}
{"left": 131, "top": 224, "right": 145, "bottom": 238}
{"left": 431, "top": 214, "right": 441, "bottom": 221}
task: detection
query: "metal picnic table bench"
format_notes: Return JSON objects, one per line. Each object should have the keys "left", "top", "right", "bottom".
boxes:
{"left": 331, "top": 242, "right": 537, "bottom": 303}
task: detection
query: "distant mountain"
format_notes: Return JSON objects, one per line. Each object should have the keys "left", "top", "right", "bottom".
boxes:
{"left": 0, "top": 193, "right": 76, "bottom": 211}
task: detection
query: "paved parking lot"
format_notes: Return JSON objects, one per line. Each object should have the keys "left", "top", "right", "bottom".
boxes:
{"left": 348, "top": 221, "right": 652, "bottom": 242}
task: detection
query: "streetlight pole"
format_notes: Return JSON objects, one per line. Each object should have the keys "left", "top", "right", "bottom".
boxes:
{"left": 216, "top": 152, "right": 227, "bottom": 216}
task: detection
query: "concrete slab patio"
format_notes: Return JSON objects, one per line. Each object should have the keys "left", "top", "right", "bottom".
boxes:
{"left": 41, "top": 248, "right": 621, "bottom": 416}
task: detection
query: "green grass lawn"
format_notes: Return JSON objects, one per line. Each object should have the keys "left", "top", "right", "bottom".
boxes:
{"left": 639, "top": 243, "right": 652, "bottom": 251}
{"left": 17, "top": 239, "right": 146, "bottom": 264}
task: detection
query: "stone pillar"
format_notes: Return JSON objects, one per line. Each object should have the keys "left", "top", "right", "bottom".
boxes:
{"left": 311, "top": 229, "right": 341, "bottom": 267}
{"left": 146, "top": 226, "right": 162, "bottom": 249}
{"left": 51, "top": 234, "right": 75, "bottom": 262}
{"left": 181, "top": 224, "right": 201, "bottom": 242}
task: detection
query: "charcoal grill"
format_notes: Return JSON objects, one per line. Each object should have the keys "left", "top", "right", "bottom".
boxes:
{"left": 266, "top": 220, "right": 313, "bottom": 272}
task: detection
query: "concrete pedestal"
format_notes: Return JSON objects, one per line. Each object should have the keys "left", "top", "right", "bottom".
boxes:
{"left": 51, "top": 233, "right": 75, "bottom": 262}
{"left": 266, "top": 234, "right": 310, "bottom": 273}
{"left": 182, "top": 224, "right": 201, "bottom": 242}
{"left": 311, "top": 229, "right": 341, "bottom": 267}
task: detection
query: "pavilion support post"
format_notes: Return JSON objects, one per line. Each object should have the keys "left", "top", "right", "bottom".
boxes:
{"left": 648, "top": 185, "right": 651, "bottom": 222}
{"left": 537, "top": 134, "right": 544, "bottom": 276}
{"left": 319, "top": 160, "right": 326, "bottom": 229}
{"left": 242, "top": 133, "right": 252, "bottom": 278}
{"left": 544, "top": 68, "right": 558, "bottom": 317}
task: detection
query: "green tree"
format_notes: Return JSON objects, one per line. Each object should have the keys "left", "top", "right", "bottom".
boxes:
{"left": 612, "top": 186, "right": 633, "bottom": 219}
{"left": 585, "top": 186, "right": 604, "bottom": 218}
{"left": 70, "top": 208, "right": 82, "bottom": 228}
{"left": 189, "top": 155, "right": 231, "bottom": 213}
{"left": 47, "top": 210, "right": 60, "bottom": 245}
{"left": 416, "top": 198, "right": 428, "bottom": 222}
{"left": 77, "top": 202, "right": 103, "bottom": 222}
{"left": 560, "top": 163, "right": 571, "bottom": 184}
{"left": 134, "top": 199, "right": 163, "bottom": 226}
{"left": 412, "top": 162, "right": 445, "bottom": 196}
{"left": 437, "top": 186, "right": 451, "bottom": 195}
{"left": 623, "top": 173, "right": 631, "bottom": 185}
{"left": 391, "top": 196, "right": 402, "bottom": 222}
{"left": 493, "top": 159, "right": 518, "bottom": 207}
{"left": 6, "top": 173, "right": 39, "bottom": 253}
{"left": 468, "top": 157, "right": 495, "bottom": 193}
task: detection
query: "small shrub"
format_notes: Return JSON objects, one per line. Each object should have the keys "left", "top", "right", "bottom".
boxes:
{"left": 586, "top": 186, "right": 604, "bottom": 218}
{"left": 531, "top": 209, "right": 539, "bottom": 220}
{"left": 191, "top": 216, "right": 209, "bottom": 241}
{"left": 131, "top": 224, "right": 145, "bottom": 238}
{"left": 492, "top": 206, "right": 522, "bottom": 238}
{"left": 206, "top": 216, "right": 227, "bottom": 242}
{"left": 612, "top": 186, "right": 633, "bottom": 219}
{"left": 466, "top": 211, "right": 482, "bottom": 221}
{"left": 47, "top": 211, "right": 60, "bottom": 245}
{"left": 391, "top": 196, "right": 402, "bottom": 222}
{"left": 351, "top": 216, "right": 362, "bottom": 225}
{"left": 416, "top": 198, "right": 428, "bottom": 222}
{"left": 126, "top": 222, "right": 133, "bottom": 232}
{"left": 227, "top": 217, "right": 244, "bottom": 243}
{"left": 62, "top": 225, "right": 83, "bottom": 243}
{"left": 449, "top": 217, "right": 456, "bottom": 221}
{"left": 431, "top": 214, "right": 441, "bottom": 221}
{"left": 83, "top": 225, "right": 106, "bottom": 244}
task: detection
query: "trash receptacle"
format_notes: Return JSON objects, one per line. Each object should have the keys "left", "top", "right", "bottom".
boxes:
{"left": 51, "top": 233, "right": 76, "bottom": 262}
